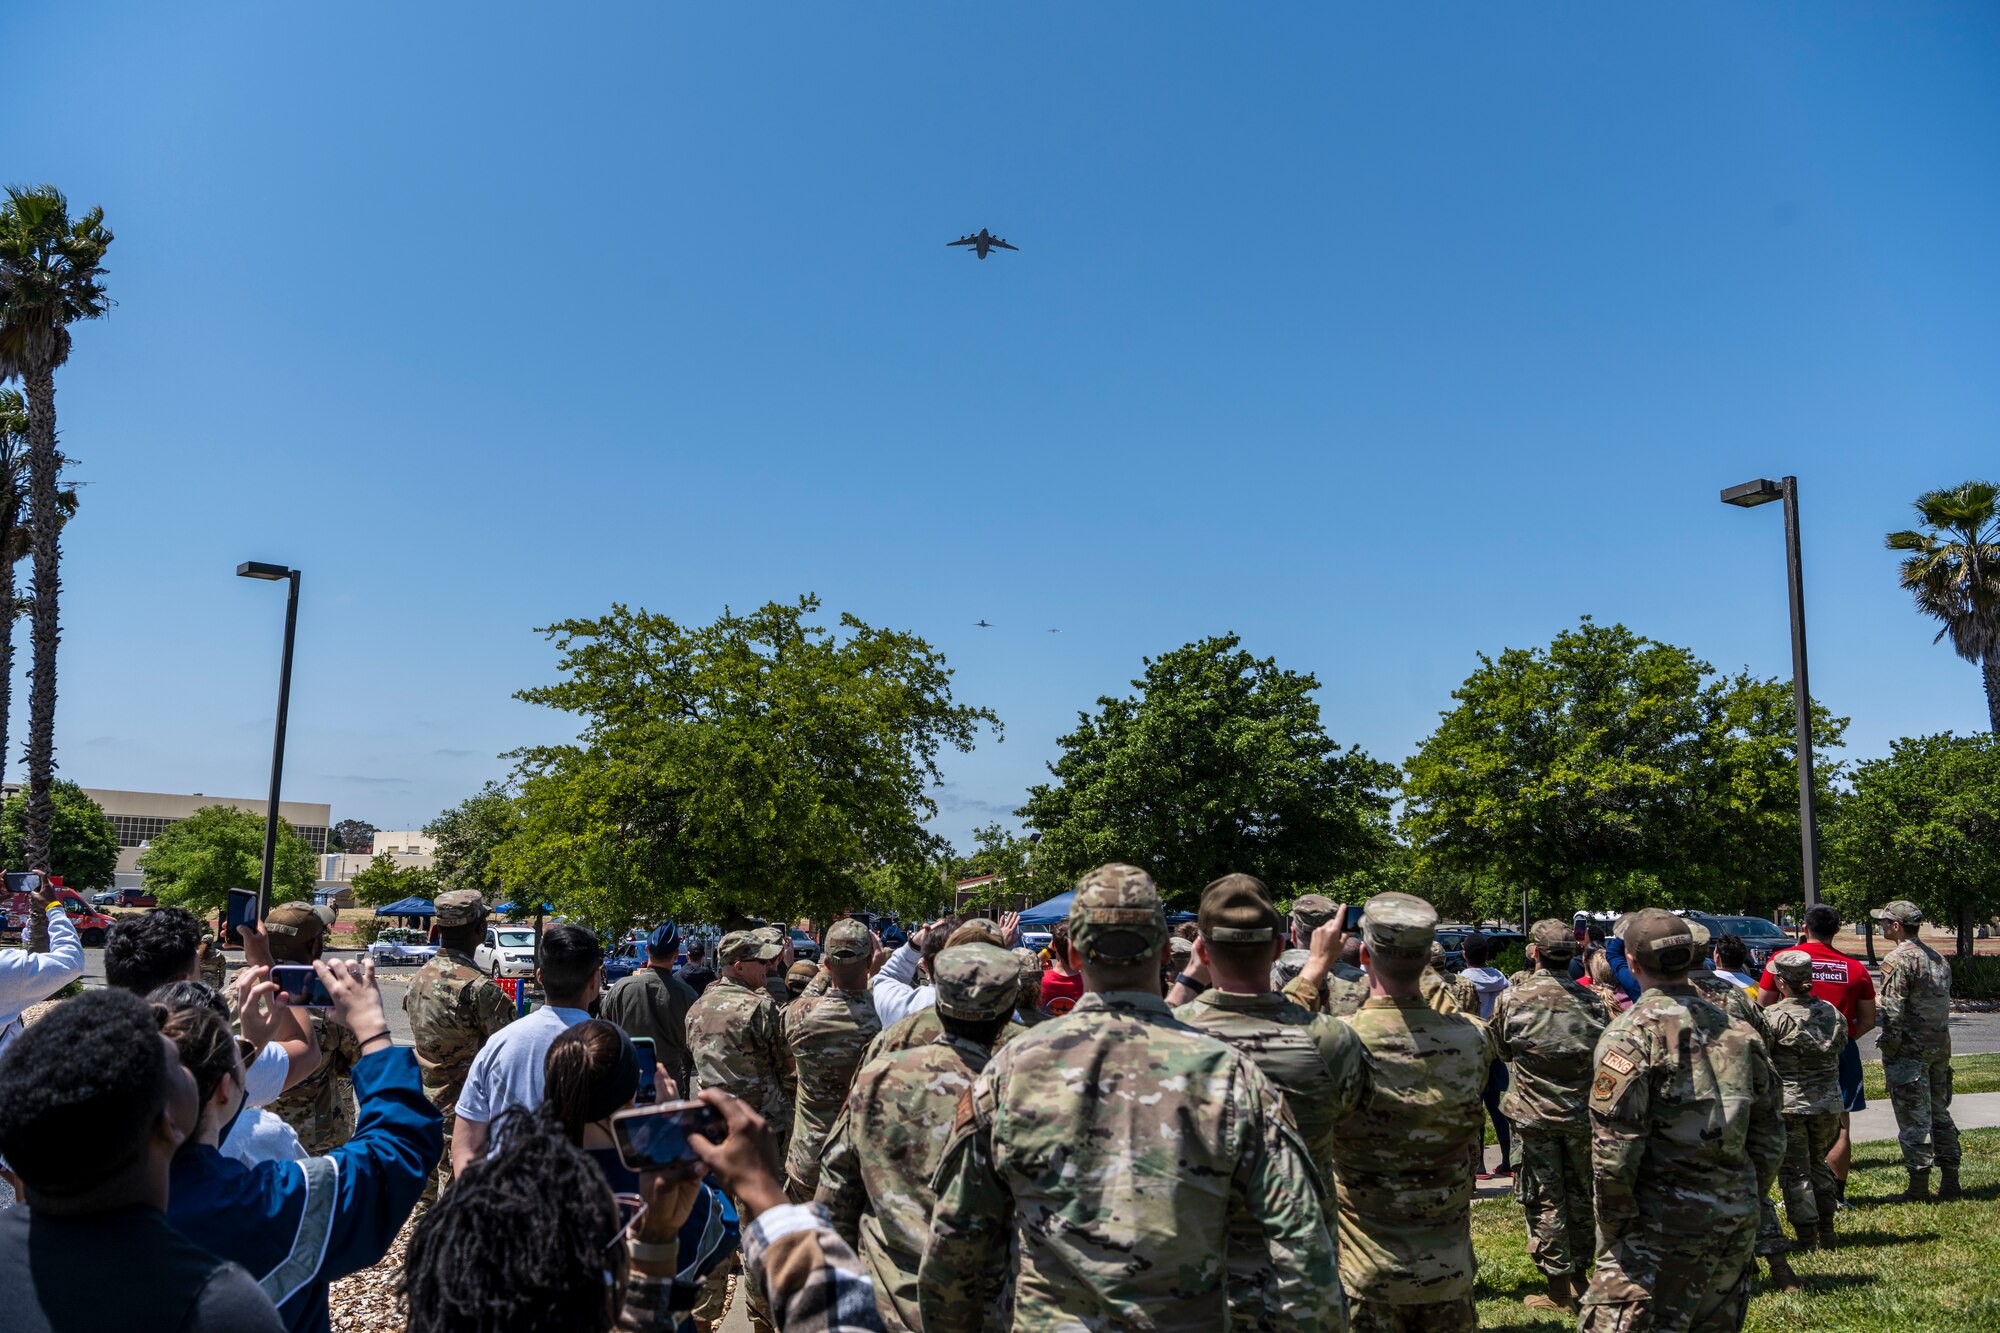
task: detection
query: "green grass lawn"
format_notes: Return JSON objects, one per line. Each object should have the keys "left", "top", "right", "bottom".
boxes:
{"left": 1862, "top": 1051, "right": 2000, "bottom": 1101}
{"left": 1470, "top": 1127, "right": 2000, "bottom": 1331}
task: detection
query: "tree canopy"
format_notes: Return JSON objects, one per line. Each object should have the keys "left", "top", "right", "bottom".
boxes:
{"left": 1016, "top": 634, "right": 1396, "bottom": 906}
{"left": 330, "top": 819, "right": 378, "bottom": 854}
{"left": 1401, "top": 617, "right": 1845, "bottom": 920}
{"left": 1886, "top": 480, "right": 2000, "bottom": 733}
{"left": 491, "top": 597, "right": 999, "bottom": 931}
{"left": 424, "top": 782, "right": 521, "bottom": 903}
{"left": 137, "top": 804, "right": 316, "bottom": 913}
{"left": 1826, "top": 731, "right": 2000, "bottom": 957}
{"left": 0, "top": 779, "right": 116, "bottom": 891}
{"left": 347, "top": 851, "right": 436, "bottom": 909}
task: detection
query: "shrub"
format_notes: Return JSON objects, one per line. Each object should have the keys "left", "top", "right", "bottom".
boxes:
{"left": 349, "top": 917, "right": 391, "bottom": 948}
{"left": 1950, "top": 956, "right": 2000, "bottom": 1002}
{"left": 1491, "top": 943, "right": 1527, "bottom": 978}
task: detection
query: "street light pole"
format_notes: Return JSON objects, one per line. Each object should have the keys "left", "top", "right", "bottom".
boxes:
{"left": 1719, "top": 477, "right": 1820, "bottom": 908}
{"left": 238, "top": 562, "right": 301, "bottom": 919}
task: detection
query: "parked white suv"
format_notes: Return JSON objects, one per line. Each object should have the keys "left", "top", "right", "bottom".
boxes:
{"left": 475, "top": 925, "right": 538, "bottom": 979}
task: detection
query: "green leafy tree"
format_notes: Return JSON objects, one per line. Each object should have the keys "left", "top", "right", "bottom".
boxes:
{"left": 347, "top": 851, "right": 436, "bottom": 909}
{"left": 492, "top": 596, "right": 1000, "bottom": 932}
{"left": 1887, "top": 481, "right": 2000, "bottom": 733}
{"left": 0, "top": 185, "right": 111, "bottom": 868}
{"left": 1401, "top": 618, "right": 1845, "bottom": 921}
{"left": 425, "top": 782, "right": 523, "bottom": 902}
{"left": 0, "top": 779, "right": 116, "bottom": 890}
{"left": 949, "top": 823, "right": 1039, "bottom": 910}
{"left": 1017, "top": 634, "right": 1396, "bottom": 907}
{"left": 0, "top": 389, "right": 75, "bottom": 787}
{"left": 137, "top": 805, "right": 315, "bottom": 914}
{"left": 330, "top": 818, "right": 377, "bottom": 854}
{"left": 1826, "top": 732, "right": 2000, "bottom": 958}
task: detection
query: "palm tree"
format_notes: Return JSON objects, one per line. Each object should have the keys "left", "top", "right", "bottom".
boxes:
{"left": 1887, "top": 480, "right": 2000, "bottom": 733}
{"left": 0, "top": 388, "right": 78, "bottom": 790}
{"left": 0, "top": 185, "right": 111, "bottom": 869}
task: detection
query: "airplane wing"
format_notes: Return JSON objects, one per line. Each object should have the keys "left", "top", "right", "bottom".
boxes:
{"left": 947, "top": 236, "right": 974, "bottom": 247}
{"left": 994, "top": 239, "right": 1019, "bottom": 251}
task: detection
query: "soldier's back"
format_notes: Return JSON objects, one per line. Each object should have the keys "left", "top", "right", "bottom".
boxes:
{"left": 785, "top": 988, "right": 881, "bottom": 1196}
{"left": 403, "top": 948, "right": 513, "bottom": 1105}
{"left": 863, "top": 1001, "right": 1016, "bottom": 1064}
{"left": 686, "top": 977, "right": 791, "bottom": 1123}
{"left": 1765, "top": 995, "right": 1847, "bottom": 1115}
{"left": 1883, "top": 940, "right": 1953, "bottom": 1059}
{"left": 1174, "top": 988, "right": 1362, "bottom": 1182}
{"left": 1690, "top": 968, "right": 1770, "bottom": 1044}
{"left": 1491, "top": 970, "right": 1610, "bottom": 1127}
{"left": 267, "top": 1011, "right": 362, "bottom": 1154}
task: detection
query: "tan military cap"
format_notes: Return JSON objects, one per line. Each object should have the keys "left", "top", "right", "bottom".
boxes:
{"left": 1289, "top": 893, "right": 1339, "bottom": 932}
{"left": 1530, "top": 918, "right": 1579, "bottom": 960}
{"left": 1068, "top": 864, "right": 1168, "bottom": 962}
{"left": 263, "top": 901, "right": 328, "bottom": 960}
{"left": 934, "top": 942, "right": 1021, "bottom": 1020}
{"left": 1167, "top": 936, "right": 1193, "bottom": 965}
{"left": 824, "top": 918, "right": 872, "bottom": 961}
{"left": 785, "top": 960, "right": 819, "bottom": 992}
{"left": 754, "top": 925, "right": 788, "bottom": 950}
{"left": 434, "top": 890, "right": 488, "bottom": 927}
{"left": 718, "top": 929, "right": 783, "bottom": 964}
{"left": 1772, "top": 949, "right": 1814, "bottom": 985}
{"left": 1871, "top": 900, "right": 1923, "bottom": 927}
{"left": 1200, "top": 874, "right": 1282, "bottom": 943}
{"left": 946, "top": 917, "right": 1005, "bottom": 949}
{"left": 1619, "top": 908, "right": 1699, "bottom": 973}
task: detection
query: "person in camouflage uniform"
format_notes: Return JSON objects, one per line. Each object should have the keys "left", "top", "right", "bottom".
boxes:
{"left": 1419, "top": 939, "right": 1474, "bottom": 1016}
{"left": 1272, "top": 892, "right": 1370, "bottom": 1018}
{"left": 1764, "top": 949, "right": 1846, "bottom": 1247}
{"left": 1486, "top": 918, "right": 1611, "bottom": 1315}
{"left": 1581, "top": 909, "right": 1786, "bottom": 1333}
{"left": 197, "top": 929, "right": 228, "bottom": 991}
{"left": 1320, "top": 892, "right": 1491, "bottom": 1333}
{"left": 783, "top": 919, "right": 879, "bottom": 1201}
{"left": 1175, "top": 874, "right": 1370, "bottom": 1330}
{"left": 1872, "top": 900, "right": 1960, "bottom": 1201}
{"left": 1011, "top": 946, "right": 1048, "bottom": 1027}
{"left": 403, "top": 890, "right": 516, "bottom": 1201}
{"left": 688, "top": 928, "right": 796, "bottom": 1147}
{"left": 860, "top": 917, "right": 1015, "bottom": 1063}
{"left": 261, "top": 901, "right": 364, "bottom": 1155}
{"left": 920, "top": 865, "right": 1340, "bottom": 1333}
{"left": 818, "top": 941, "right": 1019, "bottom": 1332}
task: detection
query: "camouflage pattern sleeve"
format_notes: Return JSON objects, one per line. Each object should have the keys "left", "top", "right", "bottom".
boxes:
{"left": 918, "top": 1079, "right": 1011, "bottom": 1331}
{"left": 473, "top": 979, "right": 516, "bottom": 1038}
{"left": 1230, "top": 1069, "right": 1342, "bottom": 1333}
{"left": 1745, "top": 1039, "right": 1786, "bottom": 1199}
{"left": 1313, "top": 1015, "right": 1371, "bottom": 1123}
{"left": 1588, "top": 1027, "right": 1651, "bottom": 1243}
{"left": 765, "top": 999, "right": 799, "bottom": 1094}
{"left": 815, "top": 1105, "right": 867, "bottom": 1248}
{"left": 1486, "top": 989, "right": 1516, "bottom": 1063}
{"left": 330, "top": 1016, "right": 363, "bottom": 1078}
{"left": 1877, "top": 947, "right": 1910, "bottom": 1059}
{"left": 1282, "top": 972, "right": 1322, "bottom": 1013}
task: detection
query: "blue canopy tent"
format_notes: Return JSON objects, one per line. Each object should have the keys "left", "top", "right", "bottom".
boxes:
{"left": 1017, "top": 890, "right": 1193, "bottom": 927}
{"left": 373, "top": 897, "right": 435, "bottom": 918}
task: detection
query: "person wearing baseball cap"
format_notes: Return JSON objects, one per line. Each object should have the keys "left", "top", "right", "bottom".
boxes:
{"left": 262, "top": 902, "right": 363, "bottom": 1155}
{"left": 784, "top": 918, "right": 881, "bottom": 1202}
{"left": 921, "top": 866, "right": 1338, "bottom": 1332}
{"left": 600, "top": 921, "right": 700, "bottom": 1097}
{"left": 1871, "top": 899, "right": 1960, "bottom": 1201}
{"left": 1763, "top": 949, "right": 1848, "bottom": 1247}
{"left": 1579, "top": 908, "right": 1785, "bottom": 1328}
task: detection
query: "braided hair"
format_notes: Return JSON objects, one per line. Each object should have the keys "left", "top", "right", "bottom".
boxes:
{"left": 401, "top": 1107, "right": 621, "bottom": 1333}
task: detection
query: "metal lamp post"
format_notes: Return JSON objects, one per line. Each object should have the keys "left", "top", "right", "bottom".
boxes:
{"left": 1718, "top": 477, "right": 1820, "bottom": 908}
{"left": 237, "top": 561, "right": 301, "bottom": 919}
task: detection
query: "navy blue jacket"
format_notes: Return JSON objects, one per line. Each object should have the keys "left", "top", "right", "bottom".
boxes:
{"left": 168, "top": 1046, "right": 443, "bottom": 1333}
{"left": 1600, "top": 935, "right": 1644, "bottom": 1002}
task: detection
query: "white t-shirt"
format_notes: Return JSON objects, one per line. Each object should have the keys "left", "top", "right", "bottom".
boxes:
{"left": 223, "top": 1108, "right": 308, "bottom": 1165}
{"left": 454, "top": 1005, "right": 592, "bottom": 1129}
{"left": 244, "top": 1043, "right": 290, "bottom": 1107}
{"left": 1715, "top": 968, "right": 1759, "bottom": 991}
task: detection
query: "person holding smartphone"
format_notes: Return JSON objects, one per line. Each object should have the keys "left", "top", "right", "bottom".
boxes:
{"left": 0, "top": 871, "right": 82, "bottom": 1060}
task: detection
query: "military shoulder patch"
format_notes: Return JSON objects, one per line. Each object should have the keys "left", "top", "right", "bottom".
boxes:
{"left": 1593, "top": 1071, "right": 1619, "bottom": 1099}
{"left": 1600, "top": 1049, "right": 1636, "bottom": 1076}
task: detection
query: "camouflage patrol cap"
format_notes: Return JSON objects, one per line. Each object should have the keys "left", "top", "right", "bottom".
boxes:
{"left": 1772, "top": 949, "right": 1814, "bottom": 986}
{"left": 434, "top": 890, "right": 488, "bottom": 927}
{"left": 1684, "top": 918, "right": 1711, "bottom": 947}
{"left": 1871, "top": 900, "right": 1923, "bottom": 927}
{"left": 945, "top": 917, "right": 1005, "bottom": 949}
{"left": 934, "top": 943, "right": 1021, "bottom": 1020}
{"left": 824, "top": 918, "right": 872, "bottom": 961}
{"left": 1530, "top": 918, "right": 1579, "bottom": 960}
{"left": 264, "top": 901, "right": 328, "bottom": 960}
{"left": 1199, "top": 874, "right": 1282, "bottom": 943}
{"left": 1359, "top": 892, "right": 1437, "bottom": 954}
{"left": 786, "top": 960, "right": 819, "bottom": 992}
{"left": 1618, "top": 908, "right": 1699, "bottom": 973}
{"left": 1289, "top": 893, "right": 1338, "bottom": 932}
{"left": 1067, "top": 864, "right": 1168, "bottom": 963}
{"left": 718, "top": 929, "right": 783, "bottom": 964}
{"left": 1167, "top": 936, "right": 1193, "bottom": 967}
{"left": 755, "top": 925, "right": 788, "bottom": 951}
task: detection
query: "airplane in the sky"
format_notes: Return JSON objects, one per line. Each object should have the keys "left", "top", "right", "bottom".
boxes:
{"left": 974, "top": 619, "right": 993, "bottom": 628}
{"left": 948, "top": 229, "right": 1018, "bottom": 260}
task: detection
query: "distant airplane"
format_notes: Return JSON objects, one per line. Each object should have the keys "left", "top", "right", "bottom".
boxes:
{"left": 1047, "top": 628, "right": 1060, "bottom": 634}
{"left": 948, "top": 229, "right": 1018, "bottom": 260}
{"left": 974, "top": 619, "right": 993, "bottom": 628}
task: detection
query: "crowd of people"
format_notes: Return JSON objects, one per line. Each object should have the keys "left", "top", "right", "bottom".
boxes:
{"left": 0, "top": 865, "right": 1967, "bottom": 1333}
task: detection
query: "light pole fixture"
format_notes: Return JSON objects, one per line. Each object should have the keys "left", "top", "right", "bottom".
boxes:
{"left": 1718, "top": 476, "right": 1819, "bottom": 907}
{"left": 237, "top": 561, "right": 301, "bottom": 919}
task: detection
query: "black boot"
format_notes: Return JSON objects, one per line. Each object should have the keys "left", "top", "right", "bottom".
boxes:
{"left": 1889, "top": 1169, "right": 1932, "bottom": 1204}
{"left": 1938, "top": 1166, "right": 1962, "bottom": 1201}
{"left": 1764, "top": 1252, "right": 1804, "bottom": 1293}
{"left": 1817, "top": 1218, "right": 1837, "bottom": 1248}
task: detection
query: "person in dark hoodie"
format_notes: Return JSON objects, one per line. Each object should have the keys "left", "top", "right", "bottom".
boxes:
{"left": 156, "top": 957, "right": 441, "bottom": 1333}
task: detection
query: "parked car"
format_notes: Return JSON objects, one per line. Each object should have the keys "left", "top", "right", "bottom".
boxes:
{"left": 790, "top": 928, "right": 821, "bottom": 963}
{"left": 1435, "top": 926, "right": 1526, "bottom": 972}
{"left": 1020, "top": 929, "right": 1053, "bottom": 956}
{"left": 474, "top": 924, "right": 539, "bottom": 979}
{"left": 92, "top": 889, "right": 119, "bottom": 908}
{"left": 2, "top": 887, "right": 116, "bottom": 947}
{"left": 368, "top": 927, "right": 439, "bottom": 967}
{"left": 115, "top": 887, "right": 156, "bottom": 909}
{"left": 603, "top": 937, "right": 646, "bottom": 985}
{"left": 1679, "top": 912, "right": 1795, "bottom": 969}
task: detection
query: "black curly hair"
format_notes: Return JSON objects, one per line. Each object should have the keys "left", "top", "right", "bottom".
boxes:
{"left": 0, "top": 989, "right": 168, "bottom": 1196}
{"left": 105, "top": 906, "right": 203, "bottom": 995}
{"left": 401, "top": 1107, "right": 620, "bottom": 1333}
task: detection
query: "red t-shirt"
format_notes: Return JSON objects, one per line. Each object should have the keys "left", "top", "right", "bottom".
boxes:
{"left": 1038, "top": 967, "right": 1084, "bottom": 1017}
{"left": 1758, "top": 940, "right": 1875, "bottom": 1037}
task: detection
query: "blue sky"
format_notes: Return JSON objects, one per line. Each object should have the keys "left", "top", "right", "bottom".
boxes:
{"left": 4, "top": 4, "right": 1996, "bottom": 846}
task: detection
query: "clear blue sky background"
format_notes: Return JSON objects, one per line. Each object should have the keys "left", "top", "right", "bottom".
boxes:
{"left": 4, "top": 4, "right": 1996, "bottom": 848}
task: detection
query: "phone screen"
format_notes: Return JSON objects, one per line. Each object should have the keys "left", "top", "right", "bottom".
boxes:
{"left": 271, "top": 963, "right": 335, "bottom": 1008}
{"left": 1342, "top": 904, "right": 1365, "bottom": 931}
{"left": 630, "top": 1037, "right": 658, "bottom": 1105}
{"left": 611, "top": 1101, "right": 726, "bottom": 1175}
{"left": 226, "top": 889, "right": 260, "bottom": 939}
{"left": 4, "top": 871, "right": 42, "bottom": 896}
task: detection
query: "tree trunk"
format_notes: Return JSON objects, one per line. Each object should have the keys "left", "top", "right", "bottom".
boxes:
{"left": 22, "top": 363, "right": 60, "bottom": 873}
{"left": 1861, "top": 915, "right": 1876, "bottom": 965}
{"left": 1959, "top": 902, "right": 1975, "bottom": 959}
{"left": 1985, "top": 654, "right": 2000, "bottom": 735}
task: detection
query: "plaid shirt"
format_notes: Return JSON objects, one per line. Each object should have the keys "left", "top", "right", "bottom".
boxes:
{"left": 746, "top": 1203, "right": 887, "bottom": 1332}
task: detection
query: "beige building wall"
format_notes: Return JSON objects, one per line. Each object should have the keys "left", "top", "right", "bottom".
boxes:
{"left": 82, "top": 787, "right": 334, "bottom": 879}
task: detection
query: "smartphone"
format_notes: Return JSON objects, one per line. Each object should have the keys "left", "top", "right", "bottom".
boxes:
{"left": 630, "top": 1037, "right": 658, "bottom": 1106}
{"left": 610, "top": 1100, "right": 727, "bottom": 1177}
{"left": 4, "top": 871, "right": 42, "bottom": 896}
{"left": 271, "top": 963, "right": 335, "bottom": 1008}
{"left": 1342, "top": 904, "right": 1365, "bottom": 931}
{"left": 226, "top": 889, "right": 260, "bottom": 941}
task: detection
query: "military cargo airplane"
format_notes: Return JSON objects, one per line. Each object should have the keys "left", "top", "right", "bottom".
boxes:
{"left": 948, "top": 229, "right": 1018, "bottom": 260}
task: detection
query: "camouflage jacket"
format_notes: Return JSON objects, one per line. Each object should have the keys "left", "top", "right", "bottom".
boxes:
{"left": 920, "top": 992, "right": 1339, "bottom": 1333}
{"left": 782, "top": 968, "right": 834, "bottom": 1030}
{"left": 818, "top": 1033, "right": 994, "bottom": 1332}
{"left": 267, "top": 1011, "right": 363, "bottom": 1155}
{"left": 1690, "top": 968, "right": 1770, "bottom": 1046}
{"left": 1879, "top": 938, "right": 1953, "bottom": 1062}
{"left": 785, "top": 986, "right": 881, "bottom": 1198}
{"left": 1330, "top": 995, "right": 1494, "bottom": 1303}
{"left": 1488, "top": 968, "right": 1612, "bottom": 1130}
{"left": 862, "top": 1002, "right": 1017, "bottom": 1065}
{"left": 1588, "top": 986, "right": 1785, "bottom": 1245}
{"left": 1420, "top": 966, "right": 1472, "bottom": 1016}
{"left": 402, "top": 948, "right": 516, "bottom": 1112}
{"left": 1278, "top": 968, "right": 1370, "bottom": 1020}
{"left": 687, "top": 975, "right": 796, "bottom": 1130}
{"left": 1763, "top": 995, "right": 1847, "bottom": 1116}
